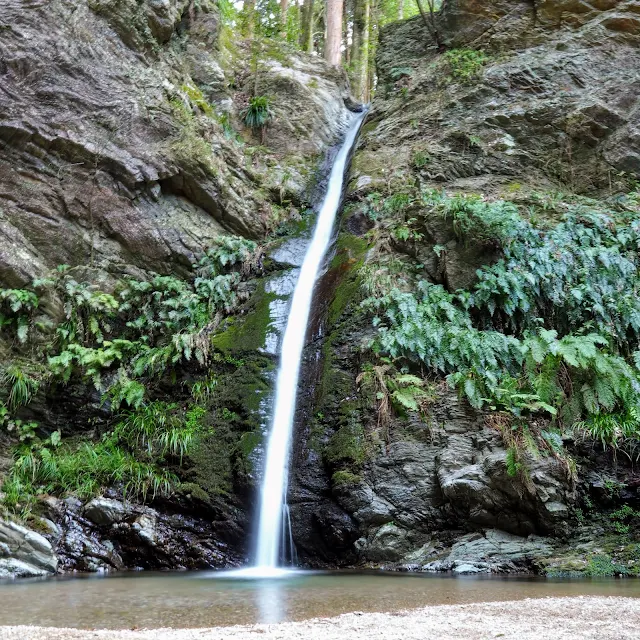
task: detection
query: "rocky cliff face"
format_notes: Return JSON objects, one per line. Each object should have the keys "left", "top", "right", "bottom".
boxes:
{"left": 370, "top": 0, "right": 640, "bottom": 196}
{"left": 0, "top": 0, "right": 355, "bottom": 577}
{"left": 287, "top": 0, "right": 640, "bottom": 574}
{"left": 0, "top": 0, "right": 352, "bottom": 288}
{"left": 2, "top": 0, "right": 640, "bottom": 579}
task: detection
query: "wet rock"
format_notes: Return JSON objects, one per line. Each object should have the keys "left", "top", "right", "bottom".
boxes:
{"left": 337, "top": 482, "right": 396, "bottom": 526}
{"left": 131, "top": 514, "right": 158, "bottom": 546}
{"left": 313, "top": 504, "right": 359, "bottom": 550}
{"left": 270, "top": 239, "right": 310, "bottom": 268}
{"left": 83, "top": 498, "right": 130, "bottom": 526}
{"left": 422, "top": 530, "right": 554, "bottom": 574}
{"left": 257, "top": 56, "right": 352, "bottom": 156}
{"left": 0, "top": 520, "right": 58, "bottom": 578}
{"left": 38, "top": 494, "right": 243, "bottom": 573}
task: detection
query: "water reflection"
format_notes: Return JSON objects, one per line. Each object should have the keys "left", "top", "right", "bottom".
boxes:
{"left": 1, "top": 570, "right": 640, "bottom": 630}
{"left": 256, "top": 578, "right": 285, "bottom": 624}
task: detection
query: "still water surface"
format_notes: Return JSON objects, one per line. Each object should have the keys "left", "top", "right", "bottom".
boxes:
{"left": 1, "top": 570, "right": 640, "bottom": 629}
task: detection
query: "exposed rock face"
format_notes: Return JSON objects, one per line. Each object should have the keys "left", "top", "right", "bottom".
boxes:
{"left": 0, "top": 519, "right": 58, "bottom": 578}
{"left": 367, "top": 0, "right": 640, "bottom": 197}
{"left": 422, "top": 529, "right": 554, "bottom": 573}
{"left": 41, "top": 495, "right": 243, "bottom": 573}
{"left": 288, "top": 0, "right": 640, "bottom": 571}
{"left": 322, "top": 367, "right": 573, "bottom": 566}
{"left": 0, "top": 0, "right": 352, "bottom": 287}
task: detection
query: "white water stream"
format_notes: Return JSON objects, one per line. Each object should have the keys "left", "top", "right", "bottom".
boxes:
{"left": 250, "top": 111, "right": 366, "bottom": 575}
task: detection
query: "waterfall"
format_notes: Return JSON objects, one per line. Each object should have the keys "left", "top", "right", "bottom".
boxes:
{"left": 252, "top": 110, "right": 366, "bottom": 574}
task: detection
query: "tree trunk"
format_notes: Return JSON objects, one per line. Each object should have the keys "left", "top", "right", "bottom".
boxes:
{"left": 280, "top": 0, "right": 289, "bottom": 38}
{"left": 397, "top": 0, "right": 404, "bottom": 20}
{"left": 350, "top": 0, "right": 370, "bottom": 101}
{"left": 367, "top": 0, "right": 379, "bottom": 99}
{"left": 343, "top": 0, "right": 350, "bottom": 65}
{"left": 415, "top": 0, "right": 443, "bottom": 49}
{"left": 325, "top": 0, "right": 343, "bottom": 66}
{"left": 300, "top": 0, "right": 315, "bottom": 51}
{"left": 242, "top": 0, "right": 256, "bottom": 37}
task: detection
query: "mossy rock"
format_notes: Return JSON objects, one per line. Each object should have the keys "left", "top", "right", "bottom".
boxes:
{"left": 180, "top": 353, "right": 274, "bottom": 499}
{"left": 324, "top": 420, "right": 367, "bottom": 468}
{"left": 212, "top": 281, "right": 281, "bottom": 353}
{"left": 332, "top": 470, "right": 362, "bottom": 487}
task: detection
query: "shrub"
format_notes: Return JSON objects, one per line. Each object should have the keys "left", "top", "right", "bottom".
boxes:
{"left": 363, "top": 189, "right": 640, "bottom": 472}
{"left": 3, "top": 438, "right": 176, "bottom": 515}
{"left": 585, "top": 554, "right": 627, "bottom": 577}
{"left": 113, "top": 401, "right": 204, "bottom": 462}
{"left": 241, "top": 96, "right": 273, "bottom": 142}
{"left": 1, "top": 365, "right": 40, "bottom": 412}
{"left": 444, "top": 49, "right": 491, "bottom": 82}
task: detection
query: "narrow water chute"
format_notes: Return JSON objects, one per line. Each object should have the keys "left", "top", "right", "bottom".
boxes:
{"left": 253, "top": 110, "right": 366, "bottom": 572}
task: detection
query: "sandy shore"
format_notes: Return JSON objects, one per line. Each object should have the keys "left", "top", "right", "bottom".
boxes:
{"left": 0, "top": 597, "right": 638, "bottom": 640}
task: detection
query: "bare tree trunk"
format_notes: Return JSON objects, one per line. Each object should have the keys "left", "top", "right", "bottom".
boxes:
{"left": 397, "top": 0, "right": 404, "bottom": 19}
{"left": 367, "top": 0, "right": 378, "bottom": 99}
{"left": 242, "top": 0, "right": 256, "bottom": 36}
{"left": 280, "top": 0, "right": 289, "bottom": 38}
{"left": 300, "top": 0, "right": 315, "bottom": 51}
{"left": 325, "top": 0, "right": 344, "bottom": 66}
{"left": 343, "top": 0, "right": 350, "bottom": 66}
{"left": 414, "top": 0, "right": 443, "bottom": 49}
{"left": 350, "top": 0, "right": 370, "bottom": 101}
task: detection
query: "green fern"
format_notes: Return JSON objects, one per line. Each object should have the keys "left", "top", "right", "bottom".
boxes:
{"left": 363, "top": 191, "right": 640, "bottom": 440}
{"left": 0, "top": 289, "right": 39, "bottom": 344}
{"left": 104, "top": 370, "right": 145, "bottom": 411}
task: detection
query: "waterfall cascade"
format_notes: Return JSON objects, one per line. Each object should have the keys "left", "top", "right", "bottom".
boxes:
{"left": 251, "top": 110, "right": 366, "bottom": 575}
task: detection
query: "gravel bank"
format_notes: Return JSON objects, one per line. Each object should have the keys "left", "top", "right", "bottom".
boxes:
{"left": 0, "top": 597, "right": 638, "bottom": 640}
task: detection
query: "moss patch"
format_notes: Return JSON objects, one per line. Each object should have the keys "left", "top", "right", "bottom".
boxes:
{"left": 324, "top": 419, "right": 367, "bottom": 467}
{"left": 182, "top": 353, "right": 273, "bottom": 497}
{"left": 332, "top": 470, "right": 362, "bottom": 487}
{"left": 212, "top": 281, "right": 281, "bottom": 353}
{"left": 327, "top": 232, "right": 369, "bottom": 327}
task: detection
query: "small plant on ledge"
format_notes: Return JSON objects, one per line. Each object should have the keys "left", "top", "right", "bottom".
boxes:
{"left": 242, "top": 96, "right": 273, "bottom": 144}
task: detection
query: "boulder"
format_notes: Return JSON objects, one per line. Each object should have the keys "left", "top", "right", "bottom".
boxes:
{"left": 422, "top": 529, "right": 554, "bottom": 574}
{"left": 366, "top": 523, "right": 411, "bottom": 562}
{"left": 83, "top": 498, "right": 130, "bottom": 526}
{"left": 0, "top": 520, "right": 58, "bottom": 578}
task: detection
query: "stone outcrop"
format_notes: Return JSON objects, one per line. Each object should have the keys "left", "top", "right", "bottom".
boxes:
{"left": 287, "top": 0, "right": 640, "bottom": 571}
{"left": 0, "top": 0, "right": 353, "bottom": 288}
{"left": 0, "top": 519, "right": 58, "bottom": 578}
{"left": 366, "top": 0, "right": 640, "bottom": 197}
{"left": 46, "top": 495, "right": 244, "bottom": 574}
{"left": 0, "top": 491, "right": 246, "bottom": 578}
{"left": 421, "top": 529, "right": 555, "bottom": 574}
